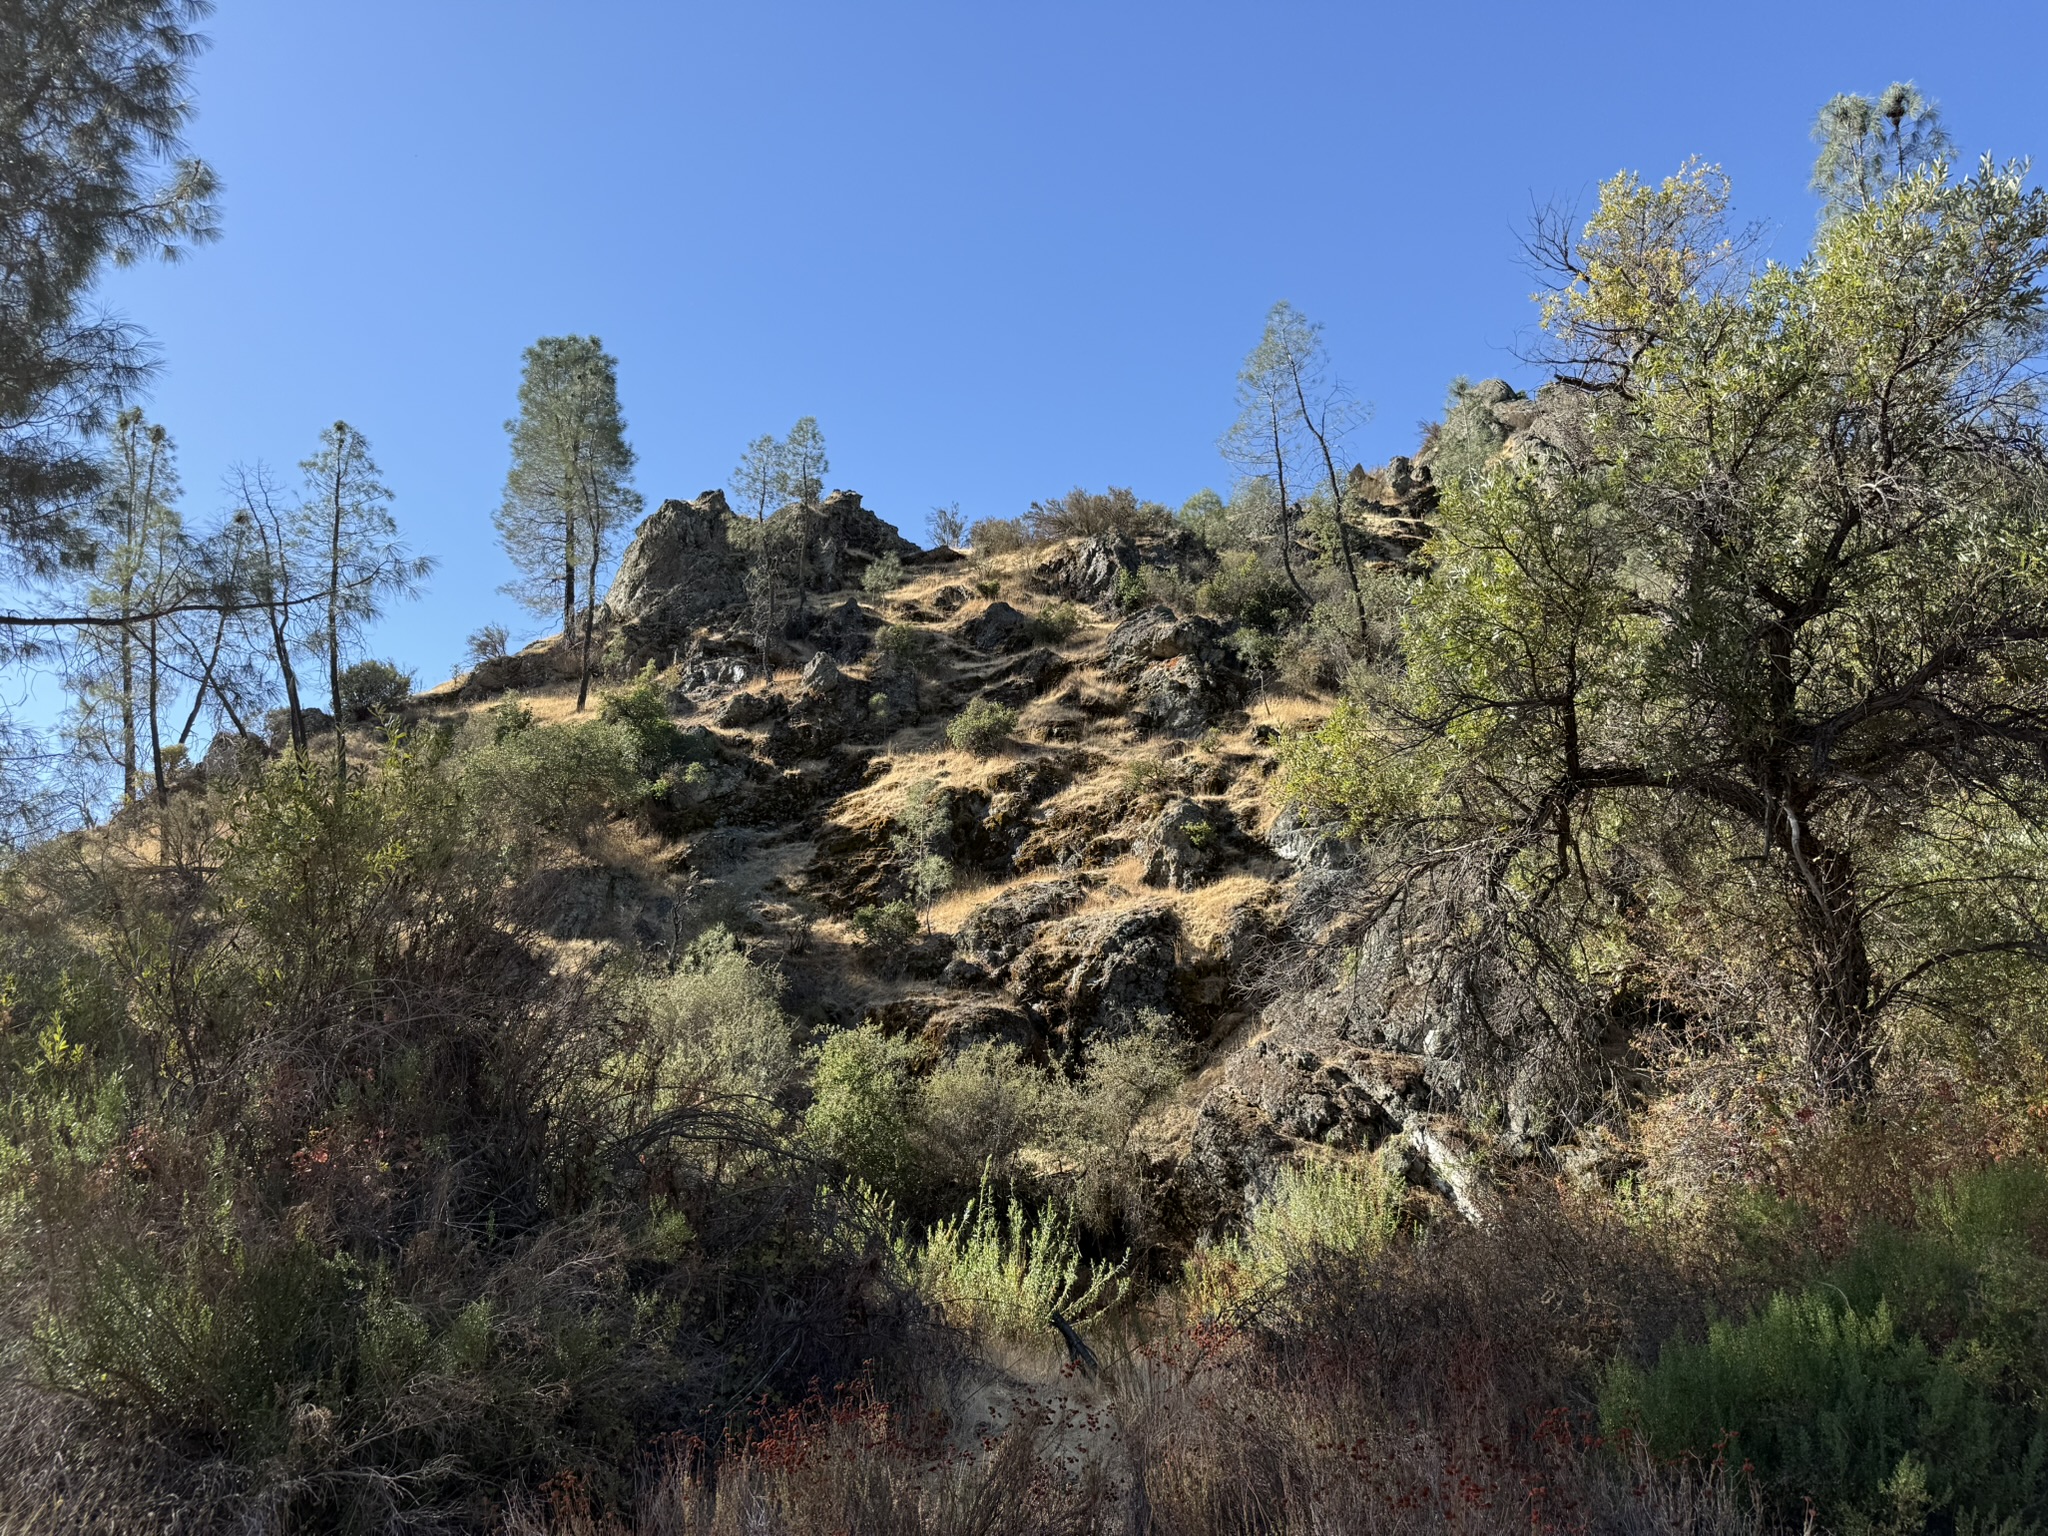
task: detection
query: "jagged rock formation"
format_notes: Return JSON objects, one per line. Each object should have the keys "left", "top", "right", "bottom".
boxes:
{"left": 772, "top": 489, "right": 920, "bottom": 598}
{"left": 1034, "top": 533, "right": 1139, "bottom": 606}
{"left": 1102, "top": 605, "right": 1250, "bottom": 736}
{"left": 603, "top": 490, "right": 750, "bottom": 666}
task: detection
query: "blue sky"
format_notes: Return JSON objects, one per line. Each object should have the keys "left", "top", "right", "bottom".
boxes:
{"left": 94, "top": 0, "right": 2048, "bottom": 686}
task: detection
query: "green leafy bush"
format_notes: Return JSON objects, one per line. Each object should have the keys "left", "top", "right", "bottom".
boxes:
{"left": 338, "top": 657, "right": 413, "bottom": 718}
{"left": 849, "top": 900, "right": 919, "bottom": 949}
{"left": 872, "top": 622, "right": 932, "bottom": 676}
{"left": 946, "top": 699, "right": 1017, "bottom": 755}
{"left": 972, "top": 574, "right": 1003, "bottom": 598}
{"left": 599, "top": 661, "right": 691, "bottom": 772}
{"left": 1602, "top": 1164, "right": 2048, "bottom": 1526}
{"left": 805, "top": 1026, "right": 922, "bottom": 1195}
{"left": 460, "top": 715, "right": 641, "bottom": 841}
{"left": 1197, "top": 550, "right": 1299, "bottom": 631}
{"left": 612, "top": 926, "right": 796, "bottom": 1102}
{"left": 861, "top": 551, "right": 905, "bottom": 594}
{"left": 1184, "top": 1152, "right": 1408, "bottom": 1322}
{"left": 915, "top": 1044, "right": 1051, "bottom": 1197}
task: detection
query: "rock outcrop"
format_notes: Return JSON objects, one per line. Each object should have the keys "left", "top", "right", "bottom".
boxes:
{"left": 1103, "top": 605, "right": 1250, "bottom": 735}
{"left": 603, "top": 491, "right": 748, "bottom": 665}
{"left": 1033, "top": 533, "right": 1139, "bottom": 606}
{"left": 773, "top": 490, "right": 919, "bottom": 596}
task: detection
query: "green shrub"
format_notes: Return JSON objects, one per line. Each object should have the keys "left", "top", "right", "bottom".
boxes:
{"left": 805, "top": 1026, "right": 922, "bottom": 1194}
{"left": 599, "top": 661, "right": 691, "bottom": 772}
{"left": 905, "top": 1169, "right": 1129, "bottom": 1341}
{"left": 1023, "top": 486, "right": 1171, "bottom": 543}
{"left": 1034, "top": 600, "right": 1084, "bottom": 643}
{"left": 339, "top": 657, "right": 413, "bottom": 718}
{"left": 872, "top": 622, "right": 932, "bottom": 676}
{"left": 1197, "top": 550, "right": 1299, "bottom": 630}
{"left": 966, "top": 517, "right": 1027, "bottom": 556}
{"left": 1185, "top": 1152, "right": 1408, "bottom": 1322}
{"left": 488, "top": 693, "right": 535, "bottom": 741}
{"left": 1051, "top": 1014, "right": 1188, "bottom": 1230}
{"left": 850, "top": 900, "right": 920, "bottom": 949}
{"left": 1603, "top": 1165, "right": 2048, "bottom": 1526}
{"left": 460, "top": 716, "right": 641, "bottom": 841}
{"left": 861, "top": 551, "right": 905, "bottom": 594}
{"left": 1113, "top": 567, "right": 1148, "bottom": 610}
{"left": 972, "top": 574, "right": 1003, "bottom": 599}
{"left": 946, "top": 699, "right": 1017, "bottom": 755}
{"left": 1177, "top": 487, "right": 1253, "bottom": 553}
{"left": 916, "top": 1044, "right": 1051, "bottom": 1197}
{"left": 613, "top": 926, "right": 796, "bottom": 1102}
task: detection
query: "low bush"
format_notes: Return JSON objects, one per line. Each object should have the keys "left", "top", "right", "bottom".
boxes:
{"left": 849, "top": 899, "right": 920, "bottom": 950}
{"left": 338, "top": 657, "right": 413, "bottom": 718}
{"left": 460, "top": 714, "right": 641, "bottom": 842}
{"left": 861, "top": 551, "right": 905, "bottom": 593}
{"left": 1197, "top": 549, "right": 1299, "bottom": 630}
{"left": 915, "top": 1044, "right": 1051, "bottom": 1198}
{"left": 1602, "top": 1162, "right": 2048, "bottom": 1527}
{"left": 966, "top": 517, "right": 1027, "bottom": 556}
{"left": 612, "top": 925, "right": 798, "bottom": 1102}
{"left": 872, "top": 623, "right": 933, "bottom": 676}
{"left": 1022, "top": 486, "right": 1171, "bottom": 543}
{"left": 805, "top": 1026, "right": 923, "bottom": 1196}
{"left": 946, "top": 699, "right": 1017, "bottom": 755}
{"left": 599, "top": 662, "right": 696, "bottom": 774}
{"left": 905, "top": 1169, "right": 1129, "bottom": 1341}
{"left": 1185, "top": 1152, "right": 1409, "bottom": 1321}
{"left": 1032, "top": 600, "right": 1084, "bottom": 643}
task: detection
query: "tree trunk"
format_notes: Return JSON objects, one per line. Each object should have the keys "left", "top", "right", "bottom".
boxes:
{"left": 177, "top": 608, "right": 231, "bottom": 745}
{"left": 562, "top": 503, "right": 577, "bottom": 644}
{"left": 575, "top": 518, "right": 601, "bottom": 712}
{"left": 1783, "top": 823, "right": 1881, "bottom": 1102}
{"left": 1269, "top": 406, "right": 1310, "bottom": 605}
{"left": 146, "top": 613, "right": 166, "bottom": 807}
{"left": 328, "top": 468, "right": 347, "bottom": 780}
{"left": 270, "top": 613, "right": 306, "bottom": 756}
{"left": 1293, "top": 372, "right": 1369, "bottom": 637}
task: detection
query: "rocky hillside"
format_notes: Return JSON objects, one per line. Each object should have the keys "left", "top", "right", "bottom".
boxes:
{"left": 404, "top": 467, "right": 1520, "bottom": 1252}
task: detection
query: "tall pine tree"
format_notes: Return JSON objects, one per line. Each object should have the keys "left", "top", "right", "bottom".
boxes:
{"left": 493, "top": 336, "right": 641, "bottom": 708}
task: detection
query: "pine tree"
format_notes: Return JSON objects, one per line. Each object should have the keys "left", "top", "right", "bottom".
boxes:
{"left": 732, "top": 432, "right": 786, "bottom": 665}
{"left": 494, "top": 336, "right": 641, "bottom": 708}
{"left": 300, "top": 422, "right": 430, "bottom": 772}
{"left": 1810, "top": 82, "right": 1954, "bottom": 221}
{"left": 0, "top": 0, "right": 218, "bottom": 597}
{"left": 68, "top": 410, "right": 186, "bottom": 801}
{"left": 780, "top": 417, "right": 828, "bottom": 615}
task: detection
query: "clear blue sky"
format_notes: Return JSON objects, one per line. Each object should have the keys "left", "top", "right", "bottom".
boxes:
{"left": 94, "top": 0, "right": 2048, "bottom": 685}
